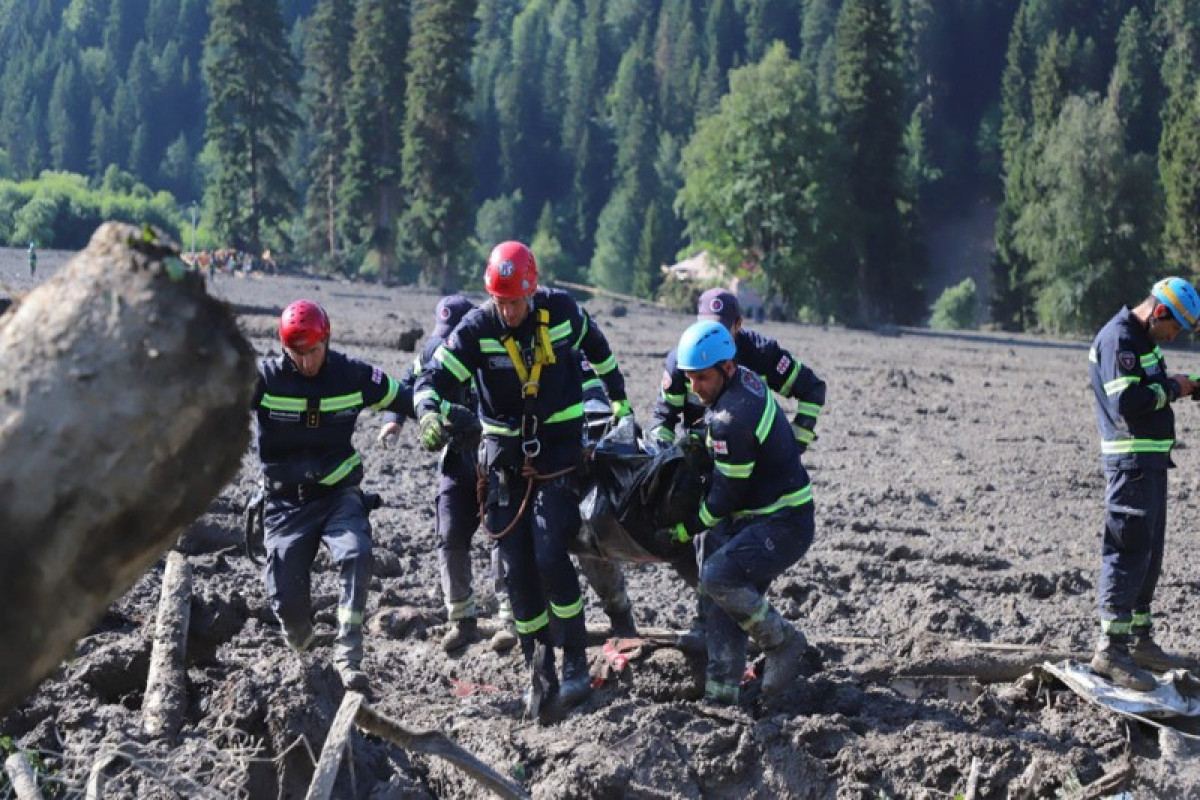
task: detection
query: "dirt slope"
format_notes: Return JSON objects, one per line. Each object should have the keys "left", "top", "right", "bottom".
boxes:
{"left": 2, "top": 248, "right": 1200, "bottom": 798}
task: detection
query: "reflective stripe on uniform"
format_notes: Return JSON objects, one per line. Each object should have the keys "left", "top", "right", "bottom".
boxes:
{"left": 321, "top": 392, "right": 363, "bottom": 412}
{"left": 337, "top": 606, "right": 363, "bottom": 626}
{"left": 1131, "top": 611, "right": 1152, "bottom": 628}
{"left": 550, "top": 596, "right": 584, "bottom": 619}
{"left": 754, "top": 395, "right": 778, "bottom": 443}
{"left": 1100, "top": 438, "right": 1173, "bottom": 454}
{"left": 482, "top": 421, "right": 520, "bottom": 436}
{"left": 545, "top": 403, "right": 584, "bottom": 424}
{"left": 446, "top": 593, "right": 476, "bottom": 621}
{"left": 1140, "top": 349, "right": 1163, "bottom": 368}
{"left": 319, "top": 453, "right": 362, "bottom": 485}
{"left": 794, "top": 400, "right": 822, "bottom": 419}
{"left": 370, "top": 375, "right": 401, "bottom": 410}
{"left": 582, "top": 377, "right": 604, "bottom": 393}
{"left": 434, "top": 345, "right": 471, "bottom": 382}
{"left": 779, "top": 361, "right": 801, "bottom": 396}
{"left": 1104, "top": 376, "right": 1139, "bottom": 395}
{"left": 715, "top": 460, "right": 754, "bottom": 478}
{"left": 478, "top": 337, "right": 508, "bottom": 355}
{"left": 515, "top": 610, "right": 550, "bottom": 634}
{"left": 1150, "top": 383, "right": 1168, "bottom": 410}
{"left": 572, "top": 315, "right": 590, "bottom": 348}
{"left": 1101, "top": 618, "right": 1132, "bottom": 635}
{"left": 731, "top": 483, "right": 814, "bottom": 519}
{"left": 738, "top": 597, "right": 770, "bottom": 632}
{"left": 699, "top": 501, "right": 721, "bottom": 528}
{"left": 793, "top": 426, "right": 816, "bottom": 444}
{"left": 549, "top": 320, "right": 573, "bottom": 342}
{"left": 1088, "top": 346, "right": 1098, "bottom": 364}
{"left": 662, "top": 391, "right": 685, "bottom": 408}
{"left": 592, "top": 354, "right": 617, "bottom": 375}
{"left": 261, "top": 394, "right": 307, "bottom": 412}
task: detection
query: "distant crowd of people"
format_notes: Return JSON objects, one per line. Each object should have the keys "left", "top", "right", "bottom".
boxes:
{"left": 182, "top": 248, "right": 277, "bottom": 277}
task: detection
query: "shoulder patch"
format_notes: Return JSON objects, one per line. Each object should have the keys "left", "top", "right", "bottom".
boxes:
{"left": 1118, "top": 350, "right": 1137, "bottom": 371}
{"left": 371, "top": 366, "right": 383, "bottom": 384}
{"left": 776, "top": 355, "right": 791, "bottom": 375}
{"left": 742, "top": 370, "right": 765, "bottom": 397}
{"left": 711, "top": 439, "right": 728, "bottom": 455}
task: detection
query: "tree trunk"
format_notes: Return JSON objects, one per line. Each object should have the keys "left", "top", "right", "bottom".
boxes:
{"left": 142, "top": 551, "right": 193, "bottom": 740}
{"left": 0, "top": 222, "right": 255, "bottom": 716}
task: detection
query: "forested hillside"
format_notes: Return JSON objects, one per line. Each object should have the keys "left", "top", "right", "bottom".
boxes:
{"left": 1, "top": 0, "right": 1198, "bottom": 331}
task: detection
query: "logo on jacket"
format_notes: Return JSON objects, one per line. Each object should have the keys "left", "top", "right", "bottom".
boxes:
{"left": 711, "top": 439, "right": 728, "bottom": 455}
{"left": 371, "top": 366, "right": 383, "bottom": 384}
{"left": 742, "top": 370, "right": 765, "bottom": 397}
{"left": 1118, "top": 350, "right": 1137, "bottom": 371}
{"left": 776, "top": 355, "right": 791, "bottom": 375}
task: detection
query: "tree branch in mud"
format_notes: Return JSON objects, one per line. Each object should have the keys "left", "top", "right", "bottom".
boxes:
{"left": 0, "top": 222, "right": 255, "bottom": 716}
{"left": 304, "top": 691, "right": 530, "bottom": 800}
{"left": 142, "top": 551, "right": 193, "bottom": 740}
{"left": 4, "top": 752, "right": 44, "bottom": 800}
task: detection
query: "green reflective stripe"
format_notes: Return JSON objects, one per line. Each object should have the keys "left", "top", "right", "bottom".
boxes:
{"left": 794, "top": 426, "right": 816, "bottom": 444}
{"left": 1140, "top": 351, "right": 1161, "bottom": 368}
{"left": 446, "top": 593, "right": 476, "bottom": 621}
{"left": 550, "top": 596, "right": 584, "bottom": 619}
{"left": 794, "top": 401, "right": 822, "bottom": 418}
{"left": 738, "top": 597, "right": 770, "bottom": 632}
{"left": 705, "top": 680, "right": 739, "bottom": 703}
{"left": 1088, "top": 346, "right": 1098, "bottom": 364}
{"left": 1150, "top": 383, "right": 1167, "bottom": 410}
{"left": 434, "top": 345, "right": 471, "bottom": 381}
{"left": 321, "top": 392, "right": 364, "bottom": 412}
{"left": 755, "top": 396, "right": 778, "bottom": 443}
{"left": 261, "top": 394, "right": 307, "bottom": 412}
{"left": 1131, "top": 611, "right": 1152, "bottom": 628}
{"left": 779, "top": 362, "right": 801, "bottom": 396}
{"left": 414, "top": 388, "right": 441, "bottom": 409}
{"left": 515, "top": 610, "right": 549, "bottom": 634}
{"left": 482, "top": 421, "right": 520, "bottom": 436}
{"left": 582, "top": 377, "right": 604, "bottom": 393}
{"left": 1101, "top": 618, "right": 1132, "bottom": 635}
{"left": 1100, "top": 438, "right": 1174, "bottom": 454}
{"left": 715, "top": 460, "right": 754, "bottom": 478}
{"left": 337, "top": 607, "right": 363, "bottom": 626}
{"left": 372, "top": 375, "right": 401, "bottom": 410}
{"left": 319, "top": 453, "right": 362, "bottom": 485}
{"left": 545, "top": 402, "right": 584, "bottom": 424}
{"left": 412, "top": 354, "right": 423, "bottom": 374}
{"left": 663, "top": 391, "right": 685, "bottom": 408}
{"left": 573, "top": 314, "right": 590, "bottom": 348}
{"left": 592, "top": 354, "right": 617, "bottom": 375}
{"left": 549, "top": 320, "right": 573, "bottom": 342}
{"left": 1104, "top": 376, "right": 1140, "bottom": 395}
{"left": 732, "top": 483, "right": 814, "bottom": 518}
{"left": 699, "top": 501, "right": 721, "bottom": 528}
{"left": 651, "top": 426, "right": 676, "bottom": 444}
{"left": 478, "top": 337, "right": 507, "bottom": 355}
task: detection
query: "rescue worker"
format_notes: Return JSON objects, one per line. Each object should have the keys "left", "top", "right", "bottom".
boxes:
{"left": 28, "top": 241, "right": 36, "bottom": 277}
{"left": 414, "top": 241, "right": 634, "bottom": 714}
{"left": 668, "top": 320, "right": 813, "bottom": 705}
{"left": 649, "top": 289, "right": 825, "bottom": 453}
{"left": 1087, "top": 277, "right": 1200, "bottom": 690}
{"left": 379, "top": 295, "right": 519, "bottom": 653}
{"left": 254, "top": 299, "right": 412, "bottom": 691}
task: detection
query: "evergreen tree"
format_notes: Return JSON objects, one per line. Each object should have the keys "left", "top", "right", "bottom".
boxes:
{"left": 300, "top": 0, "right": 354, "bottom": 267}
{"left": 1108, "top": 6, "right": 1160, "bottom": 155}
{"left": 399, "top": 0, "right": 477, "bottom": 290}
{"left": 202, "top": 0, "right": 300, "bottom": 253}
{"left": 697, "top": 0, "right": 739, "bottom": 112}
{"left": 1158, "top": 0, "right": 1200, "bottom": 269}
{"left": 340, "top": 0, "right": 409, "bottom": 279}
{"left": 47, "top": 60, "right": 88, "bottom": 172}
{"left": 833, "top": 0, "right": 919, "bottom": 323}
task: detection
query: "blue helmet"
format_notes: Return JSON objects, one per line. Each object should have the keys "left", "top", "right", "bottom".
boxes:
{"left": 1152, "top": 277, "right": 1200, "bottom": 331}
{"left": 676, "top": 320, "right": 736, "bottom": 371}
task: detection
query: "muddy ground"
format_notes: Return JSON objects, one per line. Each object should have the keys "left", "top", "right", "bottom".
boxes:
{"left": 3, "top": 247, "right": 1200, "bottom": 799}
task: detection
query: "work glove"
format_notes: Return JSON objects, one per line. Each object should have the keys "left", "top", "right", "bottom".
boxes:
{"left": 790, "top": 413, "right": 817, "bottom": 454}
{"left": 242, "top": 484, "right": 266, "bottom": 565}
{"left": 419, "top": 412, "right": 450, "bottom": 451}
{"left": 443, "top": 403, "right": 482, "bottom": 453}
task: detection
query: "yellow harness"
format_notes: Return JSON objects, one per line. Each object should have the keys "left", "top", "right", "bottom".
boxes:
{"left": 500, "top": 306, "right": 556, "bottom": 398}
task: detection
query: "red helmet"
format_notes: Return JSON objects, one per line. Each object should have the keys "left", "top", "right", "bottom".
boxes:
{"left": 484, "top": 241, "right": 538, "bottom": 298}
{"left": 279, "top": 300, "right": 330, "bottom": 349}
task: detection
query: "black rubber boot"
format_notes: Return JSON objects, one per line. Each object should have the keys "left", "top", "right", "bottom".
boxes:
{"left": 1130, "top": 634, "right": 1188, "bottom": 672}
{"left": 606, "top": 606, "right": 638, "bottom": 638}
{"left": 557, "top": 649, "right": 593, "bottom": 709}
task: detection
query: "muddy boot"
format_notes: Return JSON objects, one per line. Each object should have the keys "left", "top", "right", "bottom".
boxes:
{"left": 761, "top": 627, "right": 807, "bottom": 696}
{"left": 441, "top": 618, "right": 478, "bottom": 652}
{"left": 1131, "top": 634, "right": 1189, "bottom": 672}
{"left": 283, "top": 622, "right": 315, "bottom": 654}
{"left": 558, "top": 649, "right": 592, "bottom": 709}
{"left": 1091, "top": 636, "right": 1156, "bottom": 691}
{"left": 336, "top": 661, "right": 369, "bottom": 693}
{"left": 490, "top": 621, "right": 518, "bottom": 653}
{"left": 523, "top": 642, "right": 558, "bottom": 719}
{"left": 606, "top": 606, "right": 638, "bottom": 639}
{"left": 703, "top": 679, "right": 739, "bottom": 706}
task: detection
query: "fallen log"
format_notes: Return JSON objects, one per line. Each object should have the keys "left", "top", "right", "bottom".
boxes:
{"left": 142, "top": 551, "right": 193, "bottom": 740}
{"left": 305, "top": 692, "right": 364, "bottom": 800}
{"left": 0, "top": 223, "right": 255, "bottom": 715}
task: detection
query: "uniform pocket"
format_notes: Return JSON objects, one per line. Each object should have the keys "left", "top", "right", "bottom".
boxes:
{"left": 1105, "top": 469, "right": 1146, "bottom": 517}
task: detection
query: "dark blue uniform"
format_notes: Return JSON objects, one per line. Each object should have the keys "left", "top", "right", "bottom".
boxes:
{"left": 677, "top": 366, "right": 814, "bottom": 702}
{"left": 1089, "top": 306, "right": 1183, "bottom": 638}
{"left": 651, "top": 327, "right": 826, "bottom": 447}
{"left": 415, "top": 288, "right": 628, "bottom": 662}
{"left": 255, "top": 350, "right": 410, "bottom": 669}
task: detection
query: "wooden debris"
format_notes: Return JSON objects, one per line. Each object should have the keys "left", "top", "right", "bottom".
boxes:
{"left": 143, "top": 551, "right": 193, "bottom": 740}
{"left": 304, "top": 691, "right": 364, "bottom": 800}
{"left": 4, "top": 752, "right": 44, "bottom": 800}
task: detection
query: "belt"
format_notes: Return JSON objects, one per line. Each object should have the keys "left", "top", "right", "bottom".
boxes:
{"left": 268, "top": 481, "right": 341, "bottom": 505}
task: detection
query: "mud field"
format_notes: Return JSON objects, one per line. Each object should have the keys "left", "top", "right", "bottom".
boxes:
{"left": 3, "top": 247, "right": 1200, "bottom": 798}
